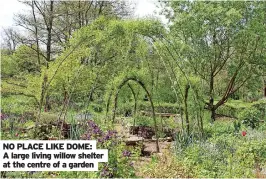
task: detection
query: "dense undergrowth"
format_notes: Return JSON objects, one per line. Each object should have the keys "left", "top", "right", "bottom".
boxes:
{"left": 1, "top": 100, "right": 266, "bottom": 178}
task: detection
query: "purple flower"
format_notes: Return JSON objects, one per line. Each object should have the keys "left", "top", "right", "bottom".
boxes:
{"left": 100, "top": 165, "right": 113, "bottom": 177}
{"left": 88, "top": 120, "right": 97, "bottom": 128}
{"left": 0, "top": 113, "right": 8, "bottom": 120}
{"left": 104, "top": 135, "right": 110, "bottom": 140}
{"left": 93, "top": 127, "right": 100, "bottom": 133}
{"left": 83, "top": 120, "right": 119, "bottom": 148}
{"left": 122, "top": 150, "right": 131, "bottom": 157}
{"left": 87, "top": 120, "right": 103, "bottom": 136}
{"left": 98, "top": 137, "right": 103, "bottom": 143}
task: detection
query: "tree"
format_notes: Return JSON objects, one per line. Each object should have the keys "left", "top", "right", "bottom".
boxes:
{"left": 1, "top": 27, "right": 20, "bottom": 54}
{"left": 162, "top": 1, "right": 266, "bottom": 121}
{"left": 11, "top": 0, "right": 134, "bottom": 118}
{"left": 42, "top": 17, "right": 164, "bottom": 123}
{"left": 14, "top": 0, "right": 134, "bottom": 62}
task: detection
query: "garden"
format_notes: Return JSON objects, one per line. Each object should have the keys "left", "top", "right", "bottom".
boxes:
{"left": 1, "top": 1, "right": 266, "bottom": 178}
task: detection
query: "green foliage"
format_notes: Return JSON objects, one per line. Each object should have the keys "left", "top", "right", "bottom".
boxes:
{"left": 1, "top": 2, "right": 266, "bottom": 178}
{"left": 216, "top": 99, "right": 265, "bottom": 121}
{"left": 162, "top": 1, "right": 266, "bottom": 122}
{"left": 134, "top": 115, "right": 153, "bottom": 127}
{"left": 203, "top": 119, "right": 236, "bottom": 138}
{"left": 116, "top": 102, "right": 134, "bottom": 116}
{"left": 221, "top": 99, "right": 266, "bottom": 129}
{"left": 175, "top": 125, "right": 266, "bottom": 178}
{"left": 39, "top": 113, "right": 58, "bottom": 124}
{"left": 1, "top": 96, "right": 36, "bottom": 115}
{"left": 86, "top": 103, "right": 104, "bottom": 114}
{"left": 216, "top": 100, "right": 251, "bottom": 118}
{"left": 233, "top": 120, "right": 241, "bottom": 133}
{"left": 138, "top": 101, "right": 180, "bottom": 113}
{"left": 251, "top": 99, "right": 266, "bottom": 119}
{"left": 162, "top": 116, "right": 180, "bottom": 130}
{"left": 1, "top": 54, "right": 19, "bottom": 77}
{"left": 238, "top": 107, "right": 262, "bottom": 129}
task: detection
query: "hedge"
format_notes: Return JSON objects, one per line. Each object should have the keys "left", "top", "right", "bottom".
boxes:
{"left": 216, "top": 99, "right": 266, "bottom": 119}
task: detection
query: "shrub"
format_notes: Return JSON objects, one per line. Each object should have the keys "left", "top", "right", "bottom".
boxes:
{"left": 215, "top": 100, "right": 250, "bottom": 118}
{"left": 251, "top": 99, "right": 266, "bottom": 120}
{"left": 203, "top": 120, "right": 235, "bottom": 137}
{"left": 134, "top": 115, "right": 153, "bottom": 127}
{"left": 39, "top": 112, "right": 58, "bottom": 123}
{"left": 238, "top": 107, "right": 262, "bottom": 129}
{"left": 216, "top": 99, "right": 266, "bottom": 120}
{"left": 138, "top": 102, "right": 181, "bottom": 113}
{"left": 174, "top": 125, "right": 266, "bottom": 178}
{"left": 116, "top": 102, "right": 134, "bottom": 116}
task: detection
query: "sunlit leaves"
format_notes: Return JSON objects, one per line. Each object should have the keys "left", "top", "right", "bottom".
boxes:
{"left": 43, "top": 17, "right": 165, "bottom": 110}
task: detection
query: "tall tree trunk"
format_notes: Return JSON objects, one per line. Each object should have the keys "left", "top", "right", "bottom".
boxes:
{"left": 211, "top": 107, "right": 216, "bottom": 123}
{"left": 32, "top": 0, "right": 41, "bottom": 70}
{"left": 37, "top": 73, "right": 48, "bottom": 127}
{"left": 45, "top": 95, "right": 51, "bottom": 111}
{"left": 209, "top": 97, "right": 215, "bottom": 122}
{"left": 43, "top": 1, "right": 54, "bottom": 112}
{"left": 209, "top": 72, "right": 215, "bottom": 122}
{"left": 184, "top": 83, "right": 190, "bottom": 135}
{"left": 78, "top": 0, "right": 82, "bottom": 28}
{"left": 46, "top": 0, "right": 54, "bottom": 63}
{"left": 262, "top": 79, "right": 266, "bottom": 119}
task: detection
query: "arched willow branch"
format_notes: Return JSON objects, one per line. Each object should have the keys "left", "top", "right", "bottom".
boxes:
{"left": 111, "top": 76, "right": 159, "bottom": 152}
{"left": 149, "top": 35, "right": 204, "bottom": 137}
